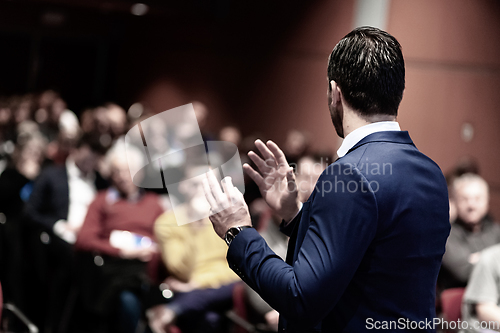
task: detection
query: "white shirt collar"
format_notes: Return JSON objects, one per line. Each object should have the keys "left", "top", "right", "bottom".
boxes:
{"left": 336, "top": 121, "right": 401, "bottom": 158}
{"left": 66, "top": 158, "right": 95, "bottom": 182}
{"left": 66, "top": 158, "right": 81, "bottom": 178}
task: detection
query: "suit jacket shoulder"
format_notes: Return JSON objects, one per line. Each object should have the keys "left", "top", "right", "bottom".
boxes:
{"left": 25, "top": 164, "right": 69, "bottom": 229}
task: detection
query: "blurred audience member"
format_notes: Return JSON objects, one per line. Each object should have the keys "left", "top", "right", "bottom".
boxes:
{"left": 105, "top": 103, "right": 128, "bottom": 142}
{"left": 35, "top": 90, "right": 65, "bottom": 142}
{"left": 11, "top": 94, "right": 35, "bottom": 127}
{"left": 27, "top": 134, "right": 106, "bottom": 243}
{"left": 91, "top": 103, "right": 128, "bottom": 149}
{"left": 0, "top": 95, "right": 35, "bottom": 172}
{"left": 148, "top": 167, "right": 240, "bottom": 333}
{"left": 47, "top": 111, "right": 81, "bottom": 165}
{"left": 295, "top": 154, "right": 329, "bottom": 203}
{"left": 31, "top": 91, "right": 82, "bottom": 165}
{"left": 24, "top": 133, "right": 106, "bottom": 332}
{"left": 0, "top": 134, "right": 46, "bottom": 309}
{"left": 462, "top": 244, "right": 500, "bottom": 333}
{"left": 446, "top": 157, "right": 481, "bottom": 224}
{"left": 0, "top": 97, "right": 14, "bottom": 145}
{"left": 284, "top": 129, "right": 309, "bottom": 167}
{"left": 35, "top": 90, "right": 58, "bottom": 122}
{"left": 440, "top": 173, "right": 500, "bottom": 290}
{"left": 219, "top": 126, "right": 242, "bottom": 148}
{"left": 76, "top": 146, "right": 163, "bottom": 333}
{"left": 93, "top": 103, "right": 128, "bottom": 179}
{"left": 192, "top": 101, "right": 214, "bottom": 142}
{"left": 80, "top": 108, "right": 96, "bottom": 135}
{"left": 14, "top": 125, "right": 47, "bottom": 180}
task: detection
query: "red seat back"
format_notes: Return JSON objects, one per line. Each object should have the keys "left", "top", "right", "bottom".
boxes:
{"left": 441, "top": 288, "right": 466, "bottom": 323}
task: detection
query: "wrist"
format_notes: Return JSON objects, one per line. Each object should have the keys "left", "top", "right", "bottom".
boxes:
{"left": 282, "top": 201, "right": 302, "bottom": 223}
{"left": 224, "top": 226, "right": 253, "bottom": 246}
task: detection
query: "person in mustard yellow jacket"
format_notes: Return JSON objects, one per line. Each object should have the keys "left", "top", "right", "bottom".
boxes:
{"left": 147, "top": 168, "right": 240, "bottom": 333}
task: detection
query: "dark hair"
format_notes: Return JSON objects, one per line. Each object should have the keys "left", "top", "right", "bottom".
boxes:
{"left": 327, "top": 26, "right": 405, "bottom": 117}
{"left": 76, "top": 133, "right": 108, "bottom": 156}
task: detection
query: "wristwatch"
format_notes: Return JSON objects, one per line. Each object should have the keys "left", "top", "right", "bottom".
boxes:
{"left": 224, "top": 226, "right": 253, "bottom": 246}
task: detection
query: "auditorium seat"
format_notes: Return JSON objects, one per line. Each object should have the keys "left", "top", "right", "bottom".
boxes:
{"left": 1, "top": 303, "right": 39, "bottom": 333}
{"left": 440, "top": 288, "right": 466, "bottom": 332}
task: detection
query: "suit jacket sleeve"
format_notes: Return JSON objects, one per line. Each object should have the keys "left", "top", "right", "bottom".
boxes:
{"left": 25, "top": 169, "right": 61, "bottom": 230}
{"left": 279, "top": 208, "right": 303, "bottom": 237}
{"left": 227, "top": 163, "right": 378, "bottom": 328}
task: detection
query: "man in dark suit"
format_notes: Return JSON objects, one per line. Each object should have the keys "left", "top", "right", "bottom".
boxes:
{"left": 26, "top": 134, "right": 107, "bottom": 242}
{"left": 24, "top": 134, "right": 107, "bottom": 333}
{"left": 203, "top": 27, "right": 450, "bottom": 332}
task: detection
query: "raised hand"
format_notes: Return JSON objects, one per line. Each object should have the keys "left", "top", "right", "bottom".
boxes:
{"left": 243, "top": 140, "right": 300, "bottom": 222}
{"left": 202, "top": 171, "right": 252, "bottom": 238}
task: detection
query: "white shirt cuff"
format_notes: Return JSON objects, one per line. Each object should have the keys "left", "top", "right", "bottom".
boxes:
{"left": 53, "top": 220, "right": 76, "bottom": 244}
{"left": 53, "top": 220, "right": 67, "bottom": 238}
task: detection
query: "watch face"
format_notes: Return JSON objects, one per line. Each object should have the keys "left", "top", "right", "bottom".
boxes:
{"left": 225, "top": 230, "right": 234, "bottom": 245}
{"left": 225, "top": 226, "right": 249, "bottom": 246}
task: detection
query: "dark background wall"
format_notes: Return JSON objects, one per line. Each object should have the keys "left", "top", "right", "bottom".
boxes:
{"left": 0, "top": 0, "right": 499, "bottom": 217}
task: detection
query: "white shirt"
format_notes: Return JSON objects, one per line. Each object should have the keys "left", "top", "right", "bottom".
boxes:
{"left": 53, "top": 158, "right": 96, "bottom": 244}
{"left": 336, "top": 121, "right": 401, "bottom": 158}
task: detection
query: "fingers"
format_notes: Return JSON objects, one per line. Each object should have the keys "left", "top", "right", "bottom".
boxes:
{"left": 222, "top": 176, "right": 247, "bottom": 207}
{"left": 254, "top": 139, "right": 277, "bottom": 168}
{"left": 266, "top": 140, "right": 289, "bottom": 168}
{"left": 203, "top": 169, "right": 227, "bottom": 214}
{"left": 221, "top": 177, "right": 234, "bottom": 203}
{"left": 243, "top": 163, "right": 265, "bottom": 188}
{"left": 248, "top": 151, "right": 273, "bottom": 176}
{"left": 202, "top": 175, "right": 217, "bottom": 209}
{"left": 206, "top": 169, "right": 224, "bottom": 201}
{"left": 233, "top": 184, "right": 245, "bottom": 201}
{"left": 204, "top": 172, "right": 240, "bottom": 213}
{"left": 286, "top": 167, "right": 297, "bottom": 192}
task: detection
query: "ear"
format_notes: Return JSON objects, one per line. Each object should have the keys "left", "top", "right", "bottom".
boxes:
{"left": 329, "top": 80, "right": 342, "bottom": 106}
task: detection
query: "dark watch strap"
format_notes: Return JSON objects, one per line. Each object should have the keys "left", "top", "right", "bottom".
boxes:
{"left": 224, "top": 226, "right": 253, "bottom": 246}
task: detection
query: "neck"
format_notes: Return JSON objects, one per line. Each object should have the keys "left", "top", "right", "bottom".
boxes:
{"left": 119, "top": 187, "right": 139, "bottom": 199}
{"left": 458, "top": 217, "right": 485, "bottom": 233}
{"left": 342, "top": 109, "right": 396, "bottom": 137}
{"left": 72, "top": 158, "right": 88, "bottom": 177}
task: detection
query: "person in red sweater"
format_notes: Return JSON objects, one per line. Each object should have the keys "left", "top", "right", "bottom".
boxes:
{"left": 76, "top": 146, "right": 164, "bottom": 333}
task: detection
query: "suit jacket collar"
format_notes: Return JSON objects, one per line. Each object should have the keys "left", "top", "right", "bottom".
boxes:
{"left": 345, "top": 131, "right": 415, "bottom": 156}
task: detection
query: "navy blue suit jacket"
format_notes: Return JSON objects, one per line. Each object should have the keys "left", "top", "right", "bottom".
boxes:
{"left": 227, "top": 131, "right": 450, "bottom": 332}
{"left": 25, "top": 165, "right": 70, "bottom": 230}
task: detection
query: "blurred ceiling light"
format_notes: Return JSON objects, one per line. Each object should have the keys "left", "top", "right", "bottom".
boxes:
{"left": 40, "top": 11, "right": 66, "bottom": 26}
{"left": 131, "top": 3, "right": 149, "bottom": 16}
{"left": 461, "top": 122, "right": 474, "bottom": 142}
